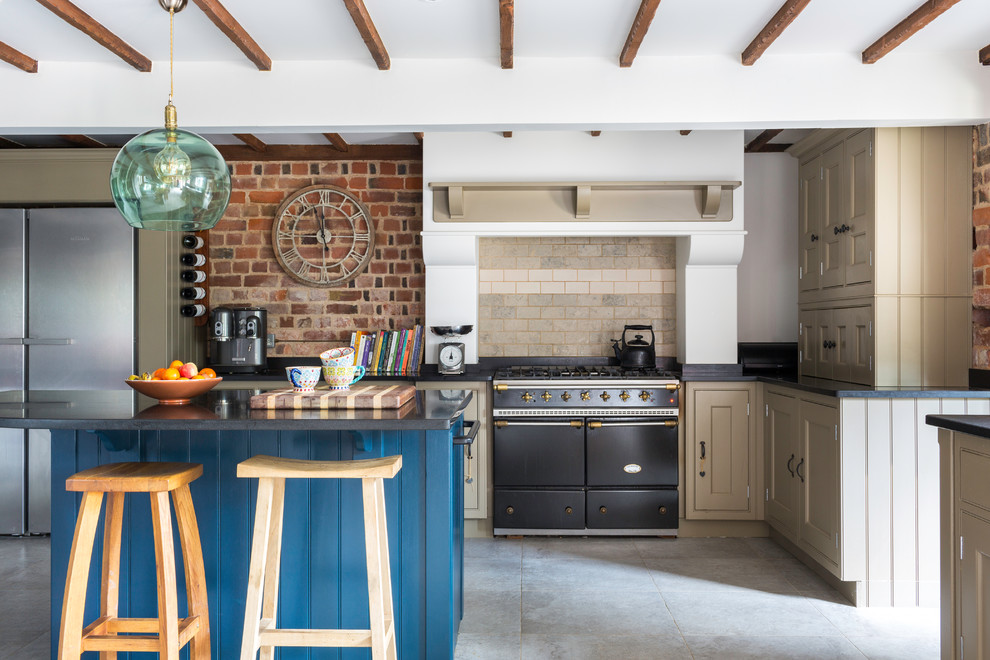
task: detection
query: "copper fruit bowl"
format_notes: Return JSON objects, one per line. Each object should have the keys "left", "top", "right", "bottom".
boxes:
{"left": 124, "top": 377, "right": 222, "bottom": 405}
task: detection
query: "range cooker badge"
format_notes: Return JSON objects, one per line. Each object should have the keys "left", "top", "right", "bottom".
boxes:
{"left": 623, "top": 463, "right": 642, "bottom": 474}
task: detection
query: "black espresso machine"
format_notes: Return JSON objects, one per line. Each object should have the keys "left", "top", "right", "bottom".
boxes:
{"left": 209, "top": 306, "right": 268, "bottom": 373}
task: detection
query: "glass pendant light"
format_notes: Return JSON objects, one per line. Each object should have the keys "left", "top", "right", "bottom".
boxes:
{"left": 110, "top": 0, "right": 230, "bottom": 231}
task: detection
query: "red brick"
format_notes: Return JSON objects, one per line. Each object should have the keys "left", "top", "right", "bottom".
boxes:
{"left": 369, "top": 177, "right": 404, "bottom": 190}
{"left": 235, "top": 246, "right": 259, "bottom": 259}
{"left": 249, "top": 190, "right": 285, "bottom": 204}
{"left": 352, "top": 162, "right": 368, "bottom": 174}
{"left": 975, "top": 247, "right": 990, "bottom": 268}
{"left": 229, "top": 191, "right": 247, "bottom": 204}
{"left": 404, "top": 177, "right": 423, "bottom": 190}
{"left": 348, "top": 176, "right": 368, "bottom": 190}
{"left": 232, "top": 261, "right": 251, "bottom": 274}
{"left": 390, "top": 205, "right": 417, "bottom": 217}
{"left": 380, "top": 162, "right": 396, "bottom": 175}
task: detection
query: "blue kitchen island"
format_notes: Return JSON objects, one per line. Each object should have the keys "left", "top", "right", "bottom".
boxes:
{"left": 0, "top": 387, "right": 473, "bottom": 660}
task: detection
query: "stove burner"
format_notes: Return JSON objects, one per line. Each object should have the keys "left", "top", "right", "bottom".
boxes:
{"left": 493, "top": 364, "right": 677, "bottom": 380}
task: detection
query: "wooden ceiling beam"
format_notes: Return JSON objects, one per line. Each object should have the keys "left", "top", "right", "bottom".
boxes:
{"left": 741, "top": 0, "right": 812, "bottom": 66}
{"left": 500, "top": 0, "right": 514, "bottom": 69}
{"left": 413, "top": 132, "right": 424, "bottom": 144}
{"left": 216, "top": 143, "right": 421, "bottom": 162}
{"left": 60, "top": 134, "right": 107, "bottom": 147}
{"left": 191, "top": 0, "right": 272, "bottom": 71}
{"left": 862, "top": 0, "right": 962, "bottom": 64}
{"left": 0, "top": 41, "right": 38, "bottom": 73}
{"left": 234, "top": 134, "right": 267, "bottom": 152}
{"left": 0, "top": 136, "right": 26, "bottom": 148}
{"left": 35, "top": 0, "right": 151, "bottom": 72}
{"left": 502, "top": 131, "right": 513, "bottom": 138}
{"left": 323, "top": 133, "right": 350, "bottom": 152}
{"left": 679, "top": 130, "right": 692, "bottom": 136}
{"left": 745, "top": 129, "right": 784, "bottom": 152}
{"left": 980, "top": 43, "right": 990, "bottom": 65}
{"left": 619, "top": 0, "right": 662, "bottom": 68}
{"left": 590, "top": 131, "right": 602, "bottom": 137}
{"left": 341, "top": 0, "right": 390, "bottom": 70}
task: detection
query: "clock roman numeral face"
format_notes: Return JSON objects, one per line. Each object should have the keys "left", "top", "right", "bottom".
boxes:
{"left": 272, "top": 185, "right": 376, "bottom": 287}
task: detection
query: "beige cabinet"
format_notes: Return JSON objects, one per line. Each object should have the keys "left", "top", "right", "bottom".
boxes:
{"left": 416, "top": 381, "right": 490, "bottom": 520}
{"left": 939, "top": 429, "right": 990, "bottom": 660}
{"left": 798, "top": 305, "right": 872, "bottom": 383}
{"left": 791, "top": 127, "right": 971, "bottom": 387}
{"left": 684, "top": 382, "right": 760, "bottom": 520}
{"left": 763, "top": 386, "right": 840, "bottom": 575}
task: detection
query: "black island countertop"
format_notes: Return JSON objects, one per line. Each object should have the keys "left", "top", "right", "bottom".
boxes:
{"left": 0, "top": 387, "right": 472, "bottom": 431}
{"left": 925, "top": 414, "right": 990, "bottom": 439}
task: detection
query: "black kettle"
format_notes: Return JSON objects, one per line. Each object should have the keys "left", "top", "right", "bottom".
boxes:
{"left": 612, "top": 325, "right": 657, "bottom": 369}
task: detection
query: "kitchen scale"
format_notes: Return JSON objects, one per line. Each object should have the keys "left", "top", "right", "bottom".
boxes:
{"left": 430, "top": 325, "right": 473, "bottom": 375}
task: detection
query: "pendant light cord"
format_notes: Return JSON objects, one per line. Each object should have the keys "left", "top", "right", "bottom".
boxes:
{"left": 168, "top": 8, "right": 175, "bottom": 104}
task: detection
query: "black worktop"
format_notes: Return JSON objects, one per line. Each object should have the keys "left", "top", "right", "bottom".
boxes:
{"left": 925, "top": 414, "right": 990, "bottom": 438}
{"left": 0, "top": 388, "right": 472, "bottom": 431}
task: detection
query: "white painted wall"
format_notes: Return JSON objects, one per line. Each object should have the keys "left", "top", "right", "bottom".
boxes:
{"left": 738, "top": 153, "right": 798, "bottom": 342}
{"left": 422, "top": 130, "right": 747, "bottom": 365}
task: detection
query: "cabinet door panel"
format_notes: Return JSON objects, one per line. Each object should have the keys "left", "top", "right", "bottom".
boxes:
{"left": 813, "top": 310, "right": 834, "bottom": 381}
{"left": 799, "top": 310, "right": 817, "bottom": 378}
{"left": 821, "top": 144, "right": 845, "bottom": 289}
{"left": 844, "top": 306, "right": 873, "bottom": 385}
{"left": 691, "top": 389, "right": 751, "bottom": 515}
{"left": 844, "top": 131, "right": 875, "bottom": 286}
{"left": 799, "top": 158, "right": 822, "bottom": 292}
{"left": 765, "top": 391, "right": 800, "bottom": 539}
{"left": 957, "top": 510, "right": 990, "bottom": 660}
{"left": 799, "top": 402, "right": 840, "bottom": 569}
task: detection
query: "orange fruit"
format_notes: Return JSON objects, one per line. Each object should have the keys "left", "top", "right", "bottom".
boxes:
{"left": 169, "top": 360, "right": 184, "bottom": 370}
{"left": 199, "top": 367, "right": 217, "bottom": 379}
{"left": 163, "top": 367, "right": 180, "bottom": 380}
{"left": 152, "top": 368, "right": 168, "bottom": 380}
{"left": 192, "top": 374, "right": 205, "bottom": 380}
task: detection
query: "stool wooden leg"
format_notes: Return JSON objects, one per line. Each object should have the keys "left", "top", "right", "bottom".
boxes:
{"left": 58, "top": 490, "right": 104, "bottom": 659}
{"left": 241, "top": 476, "right": 276, "bottom": 660}
{"left": 99, "top": 492, "right": 125, "bottom": 660}
{"left": 150, "top": 491, "right": 180, "bottom": 659}
{"left": 259, "top": 477, "right": 285, "bottom": 660}
{"left": 172, "top": 484, "right": 211, "bottom": 660}
{"left": 362, "top": 477, "right": 396, "bottom": 660}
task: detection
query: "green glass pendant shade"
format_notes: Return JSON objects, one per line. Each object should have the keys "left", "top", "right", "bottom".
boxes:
{"left": 110, "top": 126, "right": 231, "bottom": 231}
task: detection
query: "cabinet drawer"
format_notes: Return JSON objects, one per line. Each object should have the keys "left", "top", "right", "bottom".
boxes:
{"left": 585, "top": 489, "right": 677, "bottom": 529}
{"left": 493, "top": 489, "right": 585, "bottom": 530}
{"left": 959, "top": 447, "right": 990, "bottom": 514}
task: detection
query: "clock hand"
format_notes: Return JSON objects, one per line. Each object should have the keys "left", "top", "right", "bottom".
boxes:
{"left": 317, "top": 206, "right": 329, "bottom": 253}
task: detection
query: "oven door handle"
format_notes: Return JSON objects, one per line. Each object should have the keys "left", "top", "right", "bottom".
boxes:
{"left": 587, "top": 420, "right": 678, "bottom": 429}
{"left": 494, "top": 420, "right": 584, "bottom": 428}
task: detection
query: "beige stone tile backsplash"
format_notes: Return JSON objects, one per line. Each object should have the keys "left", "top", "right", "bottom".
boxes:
{"left": 478, "top": 237, "right": 676, "bottom": 358}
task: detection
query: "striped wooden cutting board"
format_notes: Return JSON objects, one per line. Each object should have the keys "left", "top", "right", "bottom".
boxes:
{"left": 249, "top": 384, "right": 417, "bottom": 409}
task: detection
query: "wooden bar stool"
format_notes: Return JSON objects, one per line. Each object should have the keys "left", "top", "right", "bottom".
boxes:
{"left": 237, "top": 454, "right": 402, "bottom": 660}
{"left": 58, "top": 462, "right": 210, "bottom": 659}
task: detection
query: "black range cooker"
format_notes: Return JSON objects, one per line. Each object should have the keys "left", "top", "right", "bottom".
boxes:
{"left": 492, "top": 365, "right": 680, "bottom": 536}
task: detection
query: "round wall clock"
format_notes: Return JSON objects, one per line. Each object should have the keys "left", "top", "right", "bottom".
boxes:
{"left": 271, "top": 184, "right": 376, "bottom": 287}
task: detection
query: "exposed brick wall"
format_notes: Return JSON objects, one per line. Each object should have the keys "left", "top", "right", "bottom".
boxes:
{"left": 974, "top": 124, "right": 990, "bottom": 367}
{"left": 478, "top": 237, "right": 676, "bottom": 358}
{"left": 207, "top": 159, "right": 424, "bottom": 357}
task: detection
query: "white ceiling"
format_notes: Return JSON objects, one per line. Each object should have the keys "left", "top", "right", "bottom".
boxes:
{"left": 1, "top": 0, "right": 989, "bottom": 142}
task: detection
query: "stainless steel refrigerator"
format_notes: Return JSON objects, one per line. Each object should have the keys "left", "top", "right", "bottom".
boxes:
{"left": 0, "top": 208, "right": 135, "bottom": 535}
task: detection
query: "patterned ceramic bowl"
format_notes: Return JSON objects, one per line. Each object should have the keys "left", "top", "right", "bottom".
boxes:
{"left": 320, "top": 346, "right": 356, "bottom": 368}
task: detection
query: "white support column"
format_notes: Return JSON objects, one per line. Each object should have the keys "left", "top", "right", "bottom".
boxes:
{"left": 676, "top": 234, "right": 746, "bottom": 365}
{"left": 422, "top": 233, "right": 479, "bottom": 364}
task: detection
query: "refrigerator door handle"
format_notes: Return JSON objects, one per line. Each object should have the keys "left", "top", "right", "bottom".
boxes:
{"left": 23, "top": 338, "right": 73, "bottom": 345}
{"left": 0, "top": 338, "right": 26, "bottom": 345}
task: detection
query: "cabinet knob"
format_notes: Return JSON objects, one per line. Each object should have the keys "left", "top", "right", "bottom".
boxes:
{"left": 810, "top": 233, "right": 819, "bottom": 242}
{"left": 564, "top": 506, "right": 573, "bottom": 515}
{"left": 505, "top": 506, "right": 515, "bottom": 515}
{"left": 599, "top": 506, "right": 607, "bottom": 514}
{"left": 658, "top": 506, "right": 668, "bottom": 515}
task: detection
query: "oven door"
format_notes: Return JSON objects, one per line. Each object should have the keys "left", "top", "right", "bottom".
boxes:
{"left": 493, "top": 418, "right": 584, "bottom": 486}
{"left": 586, "top": 418, "right": 678, "bottom": 487}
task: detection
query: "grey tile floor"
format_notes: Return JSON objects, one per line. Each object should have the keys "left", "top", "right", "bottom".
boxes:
{"left": 0, "top": 535, "right": 939, "bottom": 659}
{"left": 454, "top": 536, "right": 940, "bottom": 660}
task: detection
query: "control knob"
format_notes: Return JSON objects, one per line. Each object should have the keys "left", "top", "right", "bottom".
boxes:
{"left": 541, "top": 391, "right": 552, "bottom": 402}
{"left": 639, "top": 391, "right": 652, "bottom": 402}
{"left": 521, "top": 392, "right": 534, "bottom": 402}
{"left": 561, "top": 392, "right": 572, "bottom": 402}
{"left": 580, "top": 391, "right": 591, "bottom": 401}
{"left": 619, "top": 390, "right": 630, "bottom": 402}
{"left": 600, "top": 391, "right": 611, "bottom": 402}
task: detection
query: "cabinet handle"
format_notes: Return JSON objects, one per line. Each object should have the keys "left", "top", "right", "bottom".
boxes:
{"left": 700, "top": 440, "right": 706, "bottom": 460}
{"left": 787, "top": 454, "right": 795, "bottom": 477}
{"left": 841, "top": 224, "right": 850, "bottom": 233}
{"left": 810, "top": 233, "right": 818, "bottom": 242}
{"left": 796, "top": 458, "right": 805, "bottom": 483}
{"left": 699, "top": 440, "right": 706, "bottom": 477}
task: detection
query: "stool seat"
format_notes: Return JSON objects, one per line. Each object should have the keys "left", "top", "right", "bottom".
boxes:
{"left": 236, "top": 454, "right": 401, "bottom": 480}
{"left": 66, "top": 462, "right": 203, "bottom": 492}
